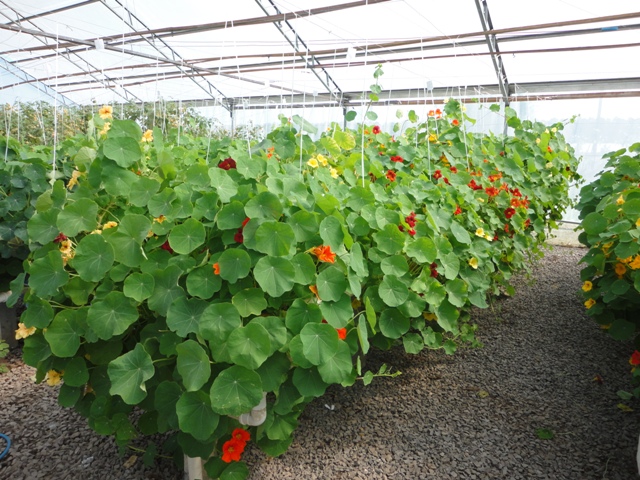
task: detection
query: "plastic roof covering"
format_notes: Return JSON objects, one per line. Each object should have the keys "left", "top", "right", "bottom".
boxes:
{"left": 0, "top": 0, "right": 638, "bottom": 108}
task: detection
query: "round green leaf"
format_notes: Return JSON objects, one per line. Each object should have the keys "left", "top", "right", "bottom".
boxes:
{"left": 208, "top": 168, "right": 238, "bottom": 203}
{"left": 227, "top": 323, "right": 272, "bottom": 370}
{"left": 129, "top": 177, "right": 161, "bottom": 207}
{"left": 316, "top": 266, "right": 348, "bottom": 302}
{"left": 44, "top": 309, "right": 85, "bottom": 357}
{"left": 253, "top": 256, "right": 296, "bottom": 297}
{"left": 217, "top": 201, "right": 246, "bottom": 230}
{"left": 21, "top": 297, "right": 54, "bottom": 329}
{"left": 232, "top": 288, "right": 267, "bottom": 317}
{"left": 199, "top": 303, "right": 242, "bottom": 342}
{"left": 379, "top": 308, "right": 410, "bottom": 339}
{"left": 148, "top": 188, "right": 176, "bottom": 218}
{"left": 300, "top": 322, "right": 340, "bottom": 366}
{"left": 63, "top": 357, "right": 89, "bottom": 387}
{"left": 292, "top": 367, "right": 329, "bottom": 397}
{"left": 373, "top": 223, "right": 405, "bottom": 255}
{"left": 22, "top": 332, "right": 51, "bottom": 366}
{"left": 169, "top": 218, "right": 205, "bottom": 255}
{"left": 218, "top": 248, "right": 252, "bottom": 283}
{"left": 378, "top": 275, "right": 409, "bottom": 307}
{"left": 209, "top": 365, "right": 263, "bottom": 416}
{"left": 71, "top": 234, "right": 115, "bottom": 282}
{"left": 28, "top": 250, "right": 69, "bottom": 297}
{"left": 381, "top": 256, "right": 409, "bottom": 276}
{"left": 319, "top": 216, "right": 344, "bottom": 251}
{"left": 108, "top": 344, "right": 155, "bottom": 405}
{"left": 27, "top": 208, "right": 60, "bottom": 244}
{"left": 445, "top": 278, "right": 469, "bottom": 308}
{"left": 176, "top": 340, "right": 212, "bottom": 392}
{"left": 450, "top": 221, "right": 472, "bottom": 245}
{"left": 317, "top": 340, "right": 353, "bottom": 384}
{"left": 251, "top": 316, "right": 287, "bottom": 354}
{"left": 435, "top": 299, "right": 460, "bottom": 333}
{"left": 177, "top": 391, "right": 219, "bottom": 441}
{"left": 403, "top": 333, "right": 424, "bottom": 354}
{"left": 103, "top": 136, "right": 142, "bottom": 167}
{"left": 582, "top": 212, "right": 608, "bottom": 236}
{"left": 185, "top": 164, "right": 211, "bottom": 187}
{"left": 57, "top": 200, "right": 98, "bottom": 236}
{"left": 87, "top": 291, "right": 139, "bottom": 340}
{"left": 254, "top": 221, "right": 296, "bottom": 257}
{"left": 319, "top": 294, "right": 353, "bottom": 328}
{"left": 147, "top": 265, "right": 184, "bottom": 316}
{"left": 245, "top": 192, "right": 283, "bottom": 220}
{"left": 155, "top": 381, "right": 183, "bottom": 432}
{"left": 255, "top": 352, "right": 291, "bottom": 393}
{"left": 123, "top": 272, "right": 155, "bottom": 302}
{"left": 291, "top": 253, "right": 316, "bottom": 285}
{"left": 118, "top": 214, "right": 153, "bottom": 243}
{"left": 285, "top": 299, "right": 322, "bottom": 335}
{"left": 287, "top": 210, "right": 319, "bottom": 242}
{"left": 63, "top": 276, "right": 96, "bottom": 306}
{"left": 406, "top": 237, "right": 438, "bottom": 264}
{"left": 167, "top": 296, "right": 208, "bottom": 337}
{"left": 187, "top": 265, "right": 222, "bottom": 299}
{"left": 220, "top": 461, "right": 250, "bottom": 480}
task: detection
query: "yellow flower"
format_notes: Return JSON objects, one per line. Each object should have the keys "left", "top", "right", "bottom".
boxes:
{"left": 484, "top": 233, "right": 492, "bottom": 241}
{"left": 154, "top": 215, "right": 166, "bottom": 224}
{"left": 584, "top": 298, "right": 596, "bottom": 309}
{"left": 551, "top": 127, "right": 557, "bottom": 133}
{"left": 329, "top": 167, "right": 339, "bottom": 179}
{"left": 615, "top": 262, "right": 627, "bottom": 276}
{"left": 636, "top": 218, "right": 640, "bottom": 228}
{"left": 66, "top": 169, "right": 83, "bottom": 190}
{"left": 99, "top": 105, "right": 113, "bottom": 119}
{"left": 468, "top": 258, "right": 478, "bottom": 269}
{"left": 99, "top": 122, "right": 111, "bottom": 136}
{"left": 629, "top": 256, "right": 640, "bottom": 270}
{"left": 619, "top": 256, "right": 633, "bottom": 264}
{"left": 15, "top": 322, "right": 36, "bottom": 340}
{"left": 428, "top": 133, "right": 437, "bottom": 143}
{"left": 545, "top": 162, "right": 553, "bottom": 169}
{"left": 423, "top": 312, "right": 436, "bottom": 321}
{"left": 535, "top": 138, "right": 541, "bottom": 145}
{"left": 475, "top": 228, "right": 485, "bottom": 237}
{"left": 602, "top": 241, "right": 614, "bottom": 255}
{"left": 581, "top": 280, "right": 593, "bottom": 292}
{"left": 307, "top": 158, "right": 319, "bottom": 168}
{"left": 102, "top": 221, "right": 118, "bottom": 230}
{"left": 545, "top": 129, "right": 549, "bottom": 134}
{"left": 317, "top": 154, "right": 328, "bottom": 167}
{"left": 45, "top": 370, "right": 63, "bottom": 387}
{"left": 141, "top": 129, "right": 153, "bottom": 142}
{"left": 616, "top": 195, "right": 625, "bottom": 205}
{"left": 90, "top": 229, "right": 102, "bottom": 235}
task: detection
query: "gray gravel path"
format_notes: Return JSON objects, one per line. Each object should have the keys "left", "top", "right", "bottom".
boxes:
{"left": 1, "top": 246, "right": 639, "bottom": 480}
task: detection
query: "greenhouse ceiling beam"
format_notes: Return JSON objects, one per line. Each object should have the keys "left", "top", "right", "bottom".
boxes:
{"left": 475, "top": 0, "right": 510, "bottom": 106}
{"left": 0, "top": 0, "right": 140, "bottom": 104}
{"left": 99, "top": 0, "right": 229, "bottom": 109}
{"left": 0, "top": 56, "right": 75, "bottom": 105}
{"left": 2, "top": 0, "right": 101, "bottom": 26}
{"left": 254, "top": 0, "right": 343, "bottom": 104}
{"left": 6, "top": 0, "right": 392, "bottom": 55}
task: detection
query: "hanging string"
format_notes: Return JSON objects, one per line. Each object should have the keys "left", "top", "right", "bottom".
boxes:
{"left": 458, "top": 86, "right": 470, "bottom": 171}
{"left": 51, "top": 25, "right": 60, "bottom": 184}
{"left": 4, "top": 103, "right": 12, "bottom": 162}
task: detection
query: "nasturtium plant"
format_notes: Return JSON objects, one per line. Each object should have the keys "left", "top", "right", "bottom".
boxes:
{"left": 9, "top": 92, "right": 580, "bottom": 479}
{"left": 576, "top": 143, "right": 640, "bottom": 372}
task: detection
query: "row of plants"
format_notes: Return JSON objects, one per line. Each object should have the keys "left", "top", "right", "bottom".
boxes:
{"left": 576, "top": 143, "right": 640, "bottom": 384}
{"left": 5, "top": 83, "right": 580, "bottom": 478}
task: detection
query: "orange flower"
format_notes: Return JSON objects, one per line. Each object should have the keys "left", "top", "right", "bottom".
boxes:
{"left": 385, "top": 170, "right": 396, "bottom": 182}
{"left": 311, "top": 245, "right": 336, "bottom": 263}
{"left": 336, "top": 328, "right": 347, "bottom": 340}
{"left": 99, "top": 105, "right": 113, "bottom": 119}
{"left": 221, "top": 439, "right": 244, "bottom": 463}
{"left": 614, "top": 262, "right": 626, "bottom": 277}
{"left": 231, "top": 428, "right": 250, "bottom": 443}
{"left": 451, "top": 119, "right": 459, "bottom": 126}
{"left": 309, "top": 284, "right": 320, "bottom": 299}
{"left": 213, "top": 263, "right": 220, "bottom": 275}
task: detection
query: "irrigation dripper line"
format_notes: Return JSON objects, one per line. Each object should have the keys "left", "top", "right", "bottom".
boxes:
{"left": 0, "top": 433, "right": 11, "bottom": 460}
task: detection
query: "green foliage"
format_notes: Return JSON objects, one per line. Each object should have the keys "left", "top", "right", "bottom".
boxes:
{"left": 11, "top": 99, "right": 579, "bottom": 477}
{"left": 576, "top": 143, "right": 640, "bottom": 355}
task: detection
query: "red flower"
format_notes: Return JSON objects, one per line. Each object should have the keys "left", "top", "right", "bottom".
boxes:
{"left": 509, "top": 187, "right": 522, "bottom": 197}
{"left": 218, "top": 157, "right": 237, "bottom": 170}
{"left": 504, "top": 207, "right": 516, "bottom": 219}
{"left": 451, "top": 119, "right": 459, "bottom": 126}
{"left": 405, "top": 212, "right": 416, "bottom": 227}
{"left": 232, "top": 428, "right": 251, "bottom": 443}
{"left": 408, "top": 228, "right": 416, "bottom": 237}
{"left": 524, "top": 219, "right": 531, "bottom": 228}
{"left": 390, "top": 155, "right": 404, "bottom": 163}
{"left": 504, "top": 223, "right": 510, "bottom": 233}
{"left": 336, "top": 328, "right": 347, "bottom": 340}
{"left": 435, "top": 109, "right": 442, "bottom": 118}
{"left": 311, "top": 245, "right": 336, "bottom": 263}
{"left": 160, "top": 240, "right": 174, "bottom": 254}
{"left": 242, "top": 217, "right": 250, "bottom": 228}
{"left": 468, "top": 179, "right": 482, "bottom": 191}
{"left": 485, "top": 186, "right": 499, "bottom": 197}
{"left": 547, "top": 146, "right": 552, "bottom": 153}
{"left": 234, "top": 229, "right": 244, "bottom": 243}
{"left": 454, "top": 205, "right": 462, "bottom": 215}
{"left": 449, "top": 166, "right": 458, "bottom": 174}
{"left": 493, "top": 234, "right": 499, "bottom": 241}
{"left": 386, "top": 170, "right": 396, "bottom": 182}
{"left": 398, "top": 225, "right": 404, "bottom": 232}
{"left": 221, "top": 439, "right": 245, "bottom": 463}
{"left": 433, "top": 170, "right": 442, "bottom": 180}
{"left": 511, "top": 198, "right": 521, "bottom": 208}
{"left": 213, "top": 263, "right": 220, "bottom": 275}
{"left": 372, "top": 126, "right": 381, "bottom": 135}
{"left": 53, "top": 233, "right": 68, "bottom": 243}
{"left": 630, "top": 351, "right": 640, "bottom": 366}
{"left": 443, "top": 177, "right": 450, "bottom": 185}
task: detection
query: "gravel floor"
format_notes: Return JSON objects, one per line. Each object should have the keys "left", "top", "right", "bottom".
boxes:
{"left": 1, "top": 246, "right": 639, "bottom": 480}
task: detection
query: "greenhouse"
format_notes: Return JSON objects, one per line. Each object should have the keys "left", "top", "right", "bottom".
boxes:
{"left": 0, "top": 1, "right": 639, "bottom": 479}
